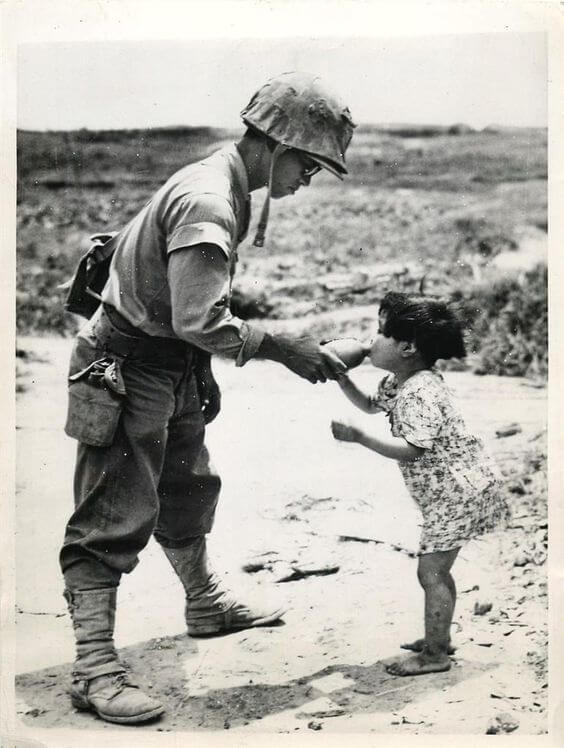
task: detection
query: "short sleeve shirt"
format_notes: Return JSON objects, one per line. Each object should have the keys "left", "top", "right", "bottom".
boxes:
{"left": 102, "top": 144, "right": 252, "bottom": 341}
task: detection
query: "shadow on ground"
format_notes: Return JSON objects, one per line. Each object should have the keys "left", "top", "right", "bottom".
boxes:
{"left": 16, "top": 632, "right": 494, "bottom": 732}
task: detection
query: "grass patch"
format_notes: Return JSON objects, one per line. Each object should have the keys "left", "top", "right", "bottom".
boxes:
{"left": 454, "top": 264, "right": 548, "bottom": 378}
{"left": 17, "top": 126, "right": 548, "bottom": 379}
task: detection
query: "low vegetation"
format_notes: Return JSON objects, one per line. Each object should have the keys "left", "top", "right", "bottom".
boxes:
{"left": 458, "top": 264, "right": 548, "bottom": 378}
{"left": 17, "top": 125, "right": 547, "bottom": 377}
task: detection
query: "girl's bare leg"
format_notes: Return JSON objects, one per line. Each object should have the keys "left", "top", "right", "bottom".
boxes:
{"left": 386, "top": 547, "right": 459, "bottom": 677}
{"left": 401, "top": 567, "right": 457, "bottom": 653}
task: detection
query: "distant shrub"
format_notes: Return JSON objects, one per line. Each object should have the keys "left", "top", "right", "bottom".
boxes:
{"left": 16, "top": 127, "right": 547, "bottom": 352}
{"left": 17, "top": 127, "right": 229, "bottom": 181}
{"left": 454, "top": 264, "right": 547, "bottom": 378}
{"left": 448, "top": 123, "right": 475, "bottom": 135}
{"left": 16, "top": 250, "right": 79, "bottom": 336}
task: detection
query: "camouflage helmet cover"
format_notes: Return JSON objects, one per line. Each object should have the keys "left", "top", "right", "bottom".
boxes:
{"left": 241, "top": 71, "right": 356, "bottom": 179}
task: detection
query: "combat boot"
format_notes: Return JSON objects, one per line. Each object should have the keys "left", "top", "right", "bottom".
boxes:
{"left": 161, "top": 537, "right": 285, "bottom": 636}
{"left": 64, "top": 588, "right": 164, "bottom": 724}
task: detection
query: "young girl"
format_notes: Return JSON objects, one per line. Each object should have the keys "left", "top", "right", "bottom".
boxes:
{"left": 331, "top": 291, "right": 509, "bottom": 677}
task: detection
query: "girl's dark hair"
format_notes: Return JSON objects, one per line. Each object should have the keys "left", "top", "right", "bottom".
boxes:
{"left": 379, "top": 291, "right": 466, "bottom": 366}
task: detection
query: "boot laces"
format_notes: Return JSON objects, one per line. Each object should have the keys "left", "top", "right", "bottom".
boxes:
{"left": 113, "top": 672, "right": 136, "bottom": 688}
{"left": 91, "top": 671, "right": 139, "bottom": 699}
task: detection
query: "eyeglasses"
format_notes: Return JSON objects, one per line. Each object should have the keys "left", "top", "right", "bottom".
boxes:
{"left": 298, "top": 154, "right": 321, "bottom": 179}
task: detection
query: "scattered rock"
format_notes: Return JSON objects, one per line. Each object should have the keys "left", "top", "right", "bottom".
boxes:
{"left": 513, "top": 553, "right": 529, "bottom": 567}
{"left": 507, "top": 481, "right": 526, "bottom": 495}
{"left": 149, "top": 638, "right": 176, "bottom": 650}
{"left": 473, "top": 601, "right": 493, "bottom": 616}
{"left": 486, "top": 712, "right": 519, "bottom": 734}
{"left": 276, "top": 564, "right": 340, "bottom": 583}
{"left": 490, "top": 693, "right": 520, "bottom": 700}
{"left": 307, "top": 709, "right": 346, "bottom": 719}
{"left": 461, "top": 584, "right": 480, "bottom": 594}
{"left": 308, "top": 720, "right": 323, "bottom": 731}
{"left": 496, "top": 423, "right": 522, "bottom": 438}
{"left": 271, "top": 563, "right": 301, "bottom": 583}
{"left": 241, "top": 551, "right": 281, "bottom": 573}
{"left": 531, "top": 550, "right": 547, "bottom": 566}
{"left": 26, "top": 707, "right": 48, "bottom": 717}
{"left": 338, "top": 534, "right": 384, "bottom": 545}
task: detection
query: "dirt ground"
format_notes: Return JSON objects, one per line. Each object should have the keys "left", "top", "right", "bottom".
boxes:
{"left": 12, "top": 331, "right": 547, "bottom": 741}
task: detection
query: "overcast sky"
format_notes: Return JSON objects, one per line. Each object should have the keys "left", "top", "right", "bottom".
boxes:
{"left": 17, "top": 32, "right": 546, "bottom": 131}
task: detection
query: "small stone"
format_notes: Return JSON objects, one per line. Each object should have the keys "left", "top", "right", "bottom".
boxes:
{"left": 308, "top": 720, "right": 323, "bottom": 731}
{"left": 513, "top": 554, "right": 529, "bottom": 567}
{"left": 474, "top": 601, "right": 493, "bottom": 616}
{"left": 486, "top": 712, "right": 519, "bottom": 734}
{"left": 309, "top": 709, "right": 346, "bottom": 718}
{"left": 495, "top": 423, "right": 522, "bottom": 438}
{"left": 532, "top": 550, "right": 547, "bottom": 566}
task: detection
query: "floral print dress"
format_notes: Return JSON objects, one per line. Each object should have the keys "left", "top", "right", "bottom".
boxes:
{"left": 375, "top": 369, "right": 510, "bottom": 553}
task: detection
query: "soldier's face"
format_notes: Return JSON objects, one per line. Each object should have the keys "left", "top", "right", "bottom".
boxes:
{"left": 271, "top": 150, "right": 321, "bottom": 198}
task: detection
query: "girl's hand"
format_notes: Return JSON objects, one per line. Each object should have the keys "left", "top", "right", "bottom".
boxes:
{"left": 331, "top": 419, "right": 359, "bottom": 443}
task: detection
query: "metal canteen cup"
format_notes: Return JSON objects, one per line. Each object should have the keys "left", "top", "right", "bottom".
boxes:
{"left": 322, "top": 337, "right": 368, "bottom": 368}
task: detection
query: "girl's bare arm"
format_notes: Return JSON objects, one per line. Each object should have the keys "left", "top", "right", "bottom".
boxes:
{"left": 336, "top": 374, "right": 383, "bottom": 414}
{"left": 331, "top": 420, "right": 424, "bottom": 461}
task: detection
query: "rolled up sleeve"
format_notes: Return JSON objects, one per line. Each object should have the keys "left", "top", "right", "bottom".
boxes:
{"left": 167, "top": 244, "right": 264, "bottom": 365}
{"left": 168, "top": 221, "right": 232, "bottom": 259}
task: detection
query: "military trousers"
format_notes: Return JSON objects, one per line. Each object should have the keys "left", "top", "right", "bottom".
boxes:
{"left": 60, "top": 305, "right": 221, "bottom": 589}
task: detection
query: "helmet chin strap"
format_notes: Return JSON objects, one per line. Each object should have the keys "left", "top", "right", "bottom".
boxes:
{"left": 253, "top": 142, "right": 287, "bottom": 247}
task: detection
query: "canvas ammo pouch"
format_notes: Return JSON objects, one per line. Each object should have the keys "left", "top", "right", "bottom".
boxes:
{"left": 61, "top": 232, "right": 118, "bottom": 319}
{"left": 64, "top": 355, "right": 126, "bottom": 447}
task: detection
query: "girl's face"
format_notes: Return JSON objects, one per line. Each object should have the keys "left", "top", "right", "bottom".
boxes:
{"left": 368, "top": 311, "right": 403, "bottom": 372}
{"left": 270, "top": 150, "right": 321, "bottom": 198}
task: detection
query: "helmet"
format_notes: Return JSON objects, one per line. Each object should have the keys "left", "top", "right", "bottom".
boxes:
{"left": 241, "top": 71, "right": 355, "bottom": 179}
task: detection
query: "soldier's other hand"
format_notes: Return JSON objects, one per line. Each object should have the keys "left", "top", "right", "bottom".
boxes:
{"left": 195, "top": 352, "right": 221, "bottom": 424}
{"left": 201, "top": 384, "right": 221, "bottom": 424}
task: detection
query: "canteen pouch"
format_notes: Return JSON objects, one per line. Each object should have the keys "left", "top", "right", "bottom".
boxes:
{"left": 64, "top": 356, "right": 126, "bottom": 447}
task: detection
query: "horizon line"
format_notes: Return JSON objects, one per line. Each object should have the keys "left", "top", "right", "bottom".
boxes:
{"left": 17, "top": 122, "right": 547, "bottom": 135}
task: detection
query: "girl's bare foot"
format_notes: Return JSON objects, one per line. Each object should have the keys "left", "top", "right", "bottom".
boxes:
{"left": 385, "top": 652, "right": 451, "bottom": 677}
{"left": 401, "top": 638, "right": 456, "bottom": 655}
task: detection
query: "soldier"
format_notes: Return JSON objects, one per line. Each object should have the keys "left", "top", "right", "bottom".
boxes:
{"left": 60, "top": 72, "right": 355, "bottom": 724}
